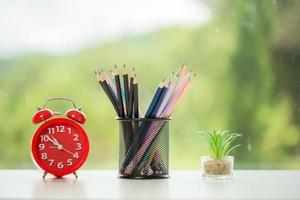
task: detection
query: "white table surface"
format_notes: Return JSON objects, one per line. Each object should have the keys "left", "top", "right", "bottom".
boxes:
{"left": 0, "top": 170, "right": 299, "bottom": 200}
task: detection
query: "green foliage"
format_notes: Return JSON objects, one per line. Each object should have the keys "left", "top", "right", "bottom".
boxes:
{"left": 199, "top": 129, "right": 241, "bottom": 159}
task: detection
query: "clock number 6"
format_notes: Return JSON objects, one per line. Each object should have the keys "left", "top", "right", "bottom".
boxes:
{"left": 57, "top": 162, "right": 64, "bottom": 169}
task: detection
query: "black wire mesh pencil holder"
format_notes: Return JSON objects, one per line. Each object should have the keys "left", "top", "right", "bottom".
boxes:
{"left": 118, "top": 118, "right": 170, "bottom": 179}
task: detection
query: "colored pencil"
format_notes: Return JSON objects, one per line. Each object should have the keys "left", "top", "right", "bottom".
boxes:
{"left": 101, "top": 70, "right": 118, "bottom": 97}
{"left": 113, "top": 66, "right": 125, "bottom": 117}
{"left": 123, "top": 65, "right": 130, "bottom": 118}
{"left": 145, "top": 82, "right": 164, "bottom": 117}
{"left": 95, "top": 71, "right": 120, "bottom": 116}
{"left": 127, "top": 68, "right": 135, "bottom": 118}
{"left": 133, "top": 74, "right": 139, "bottom": 118}
{"left": 151, "top": 81, "right": 168, "bottom": 117}
{"left": 157, "top": 75, "right": 177, "bottom": 117}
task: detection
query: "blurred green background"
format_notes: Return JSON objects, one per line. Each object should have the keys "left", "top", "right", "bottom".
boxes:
{"left": 0, "top": 0, "right": 299, "bottom": 169}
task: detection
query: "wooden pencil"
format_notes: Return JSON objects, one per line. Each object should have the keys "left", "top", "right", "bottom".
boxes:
{"left": 114, "top": 66, "right": 125, "bottom": 118}
{"left": 123, "top": 65, "right": 130, "bottom": 118}
{"left": 157, "top": 75, "right": 177, "bottom": 117}
{"left": 145, "top": 82, "right": 164, "bottom": 117}
{"left": 102, "top": 70, "right": 117, "bottom": 97}
{"left": 133, "top": 74, "right": 139, "bottom": 118}
{"left": 151, "top": 81, "right": 168, "bottom": 118}
{"left": 127, "top": 68, "right": 134, "bottom": 118}
{"left": 95, "top": 71, "right": 120, "bottom": 116}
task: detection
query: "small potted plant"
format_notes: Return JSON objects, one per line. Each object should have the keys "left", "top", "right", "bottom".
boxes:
{"left": 199, "top": 129, "right": 241, "bottom": 179}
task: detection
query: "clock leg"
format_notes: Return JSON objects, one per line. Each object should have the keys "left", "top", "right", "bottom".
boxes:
{"left": 73, "top": 172, "right": 78, "bottom": 178}
{"left": 43, "top": 171, "right": 48, "bottom": 179}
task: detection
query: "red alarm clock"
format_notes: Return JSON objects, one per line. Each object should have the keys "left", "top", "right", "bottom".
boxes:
{"left": 31, "top": 97, "right": 89, "bottom": 178}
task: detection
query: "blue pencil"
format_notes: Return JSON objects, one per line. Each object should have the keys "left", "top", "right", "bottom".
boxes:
{"left": 145, "top": 82, "right": 164, "bottom": 117}
{"left": 150, "top": 82, "right": 168, "bottom": 118}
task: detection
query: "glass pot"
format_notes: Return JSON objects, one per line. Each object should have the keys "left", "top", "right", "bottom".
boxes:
{"left": 201, "top": 156, "right": 234, "bottom": 179}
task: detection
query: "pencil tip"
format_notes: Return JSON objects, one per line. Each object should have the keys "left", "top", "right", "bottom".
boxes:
{"left": 110, "top": 70, "right": 115, "bottom": 76}
{"left": 96, "top": 72, "right": 103, "bottom": 81}
{"left": 133, "top": 75, "right": 138, "bottom": 83}
{"left": 159, "top": 81, "right": 164, "bottom": 88}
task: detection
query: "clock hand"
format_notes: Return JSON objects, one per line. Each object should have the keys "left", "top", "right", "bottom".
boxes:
{"left": 45, "top": 135, "right": 58, "bottom": 146}
{"left": 49, "top": 145, "right": 75, "bottom": 156}
{"left": 62, "top": 147, "right": 75, "bottom": 156}
{"left": 51, "top": 136, "right": 60, "bottom": 146}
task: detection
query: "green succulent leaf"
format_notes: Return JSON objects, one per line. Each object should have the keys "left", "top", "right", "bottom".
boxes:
{"left": 198, "top": 129, "right": 242, "bottom": 159}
